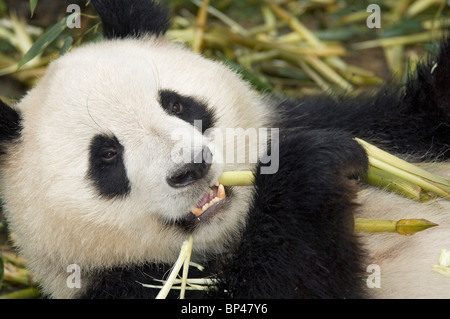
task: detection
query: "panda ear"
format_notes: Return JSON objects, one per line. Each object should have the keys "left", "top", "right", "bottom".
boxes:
{"left": 91, "top": 0, "right": 171, "bottom": 39}
{"left": 0, "top": 99, "right": 22, "bottom": 152}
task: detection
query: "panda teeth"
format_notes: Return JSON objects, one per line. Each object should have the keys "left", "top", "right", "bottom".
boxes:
{"left": 190, "top": 183, "right": 226, "bottom": 217}
{"left": 217, "top": 184, "right": 225, "bottom": 199}
{"left": 190, "top": 207, "right": 203, "bottom": 216}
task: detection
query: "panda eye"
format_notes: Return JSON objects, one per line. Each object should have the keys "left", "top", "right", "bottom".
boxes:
{"left": 101, "top": 149, "right": 118, "bottom": 163}
{"left": 170, "top": 102, "right": 183, "bottom": 114}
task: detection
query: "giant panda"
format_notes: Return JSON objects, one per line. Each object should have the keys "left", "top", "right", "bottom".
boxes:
{"left": 0, "top": 0, "right": 449, "bottom": 299}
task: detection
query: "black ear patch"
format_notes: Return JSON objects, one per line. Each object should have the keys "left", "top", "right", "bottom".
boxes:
{"left": 159, "top": 90, "right": 216, "bottom": 133}
{"left": 91, "top": 0, "right": 170, "bottom": 39}
{"left": 0, "top": 99, "right": 22, "bottom": 155}
{"left": 88, "top": 134, "right": 131, "bottom": 199}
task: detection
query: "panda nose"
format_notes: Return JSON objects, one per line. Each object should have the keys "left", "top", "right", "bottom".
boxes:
{"left": 167, "top": 147, "right": 213, "bottom": 188}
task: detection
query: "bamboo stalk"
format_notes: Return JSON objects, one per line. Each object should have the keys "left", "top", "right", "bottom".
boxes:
{"left": 354, "top": 218, "right": 397, "bottom": 233}
{"left": 368, "top": 156, "right": 450, "bottom": 200}
{"left": 268, "top": 2, "right": 353, "bottom": 91}
{"left": 351, "top": 30, "right": 445, "bottom": 50}
{"left": 356, "top": 139, "right": 449, "bottom": 188}
{"left": 1, "top": 251, "right": 28, "bottom": 267}
{"left": 298, "top": 60, "right": 333, "bottom": 92}
{"left": 366, "top": 166, "right": 435, "bottom": 202}
{"left": 303, "top": 55, "right": 353, "bottom": 91}
{"left": 356, "top": 138, "right": 450, "bottom": 199}
{"left": 354, "top": 218, "right": 438, "bottom": 235}
{"left": 218, "top": 171, "right": 254, "bottom": 186}
{"left": 191, "top": 0, "right": 249, "bottom": 37}
{"left": 406, "top": 0, "right": 441, "bottom": 18}
{"left": 2, "top": 262, "right": 31, "bottom": 286}
{"left": 268, "top": 3, "right": 322, "bottom": 48}
{"left": 192, "top": 0, "right": 210, "bottom": 53}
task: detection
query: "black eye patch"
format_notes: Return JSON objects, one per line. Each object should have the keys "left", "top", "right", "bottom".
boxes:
{"left": 159, "top": 89, "right": 216, "bottom": 133}
{"left": 87, "top": 134, "right": 131, "bottom": 199}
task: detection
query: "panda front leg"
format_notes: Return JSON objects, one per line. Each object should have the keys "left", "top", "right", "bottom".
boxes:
{"left": 211, "top": 129, "right": 369, "bottom": 298}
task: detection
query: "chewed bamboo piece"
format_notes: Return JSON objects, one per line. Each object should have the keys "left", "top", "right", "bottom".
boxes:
{"left": 432, "top": 249, "right": 450, "bottom": 278}
{"left": 155, "top": 235, "right": 194, "bottom": 299}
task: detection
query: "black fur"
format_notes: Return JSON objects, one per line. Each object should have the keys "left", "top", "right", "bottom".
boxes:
{"left": 0, "top": 99, "right": 22, "bottom": 155}
{"left": 87, "top": 134, "right": 131, "bottom": 198}
{"left": 159, "top": 89, "right": 216, "bottom": 133}
{"left": 91, "top": 0, "right": 170, "bottom": 38}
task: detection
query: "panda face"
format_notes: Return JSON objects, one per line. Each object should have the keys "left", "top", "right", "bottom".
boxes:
{"left": 1, "top": 36, "right": 273, "bottom": 273}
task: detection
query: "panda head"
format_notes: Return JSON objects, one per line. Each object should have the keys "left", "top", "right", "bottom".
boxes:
{"left": 0, "top": 0, "right": 274, "bottom": 297}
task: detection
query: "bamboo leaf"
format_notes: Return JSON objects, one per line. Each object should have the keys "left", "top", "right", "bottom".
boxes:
{"left": 18, "top": 11, "right": 79, "bottom": 69}
{"left": 29, "top": 0, "right": 38, "bottom": 18}
{"left": 59, "top": 36, "right": 73, "bottom": 57}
